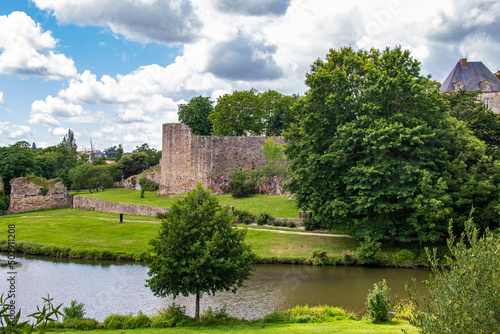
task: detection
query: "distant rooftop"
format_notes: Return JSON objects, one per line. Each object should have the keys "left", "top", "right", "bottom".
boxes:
{"left": 440, "top": 58, "right": 500, "bottom": 93}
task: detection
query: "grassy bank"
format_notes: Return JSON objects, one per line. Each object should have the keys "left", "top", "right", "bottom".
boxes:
{"left": 50, "top": 320, "right": 418, "bottom": 333}
{"left": 0, "top": 208, "right": 357, "bottom": 262}
{"left": 71, "top": 188, "right": 299, "bottom": 218}
{"left": 0, "top": 208, "right": 436, "bottom": 266}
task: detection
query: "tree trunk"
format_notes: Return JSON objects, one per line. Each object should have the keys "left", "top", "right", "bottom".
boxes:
{"left": 195, "top": 291, "right": 200, "bottom": 321}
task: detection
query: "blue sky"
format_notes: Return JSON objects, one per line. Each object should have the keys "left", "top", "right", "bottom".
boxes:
{"left": 1, "top": 0, "right": 499, "bottom": 151}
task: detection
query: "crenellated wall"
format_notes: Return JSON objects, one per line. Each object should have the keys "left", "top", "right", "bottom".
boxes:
{"left": 159, "top": 123, "right": 284, "bottom": 195}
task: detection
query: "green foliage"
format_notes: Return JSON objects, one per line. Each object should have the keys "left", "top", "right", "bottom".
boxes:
{"left": 0, "top": 294, "right": 29, "bottom": 334}
{"left": 210, "top": 88, "right": 264, "bottom": 136}
{"left": 70, "top": 164, "right": 114, "bottom": 192}
{"left": 147, "top": 183, "right": 255, "bottom": 320}
{"left": 117, "top": 152, "right": 149, "bottom": 179}
{"left": 309, "top": 248, "right": 328, "bottom": 266}
{"left": 408, "top": 216, "right": 500, "bottom": 333}
{"left": 178, "top": 96, "right": 213, "bottom": 135}
{"left": 261, "top": 139, "right": 289, "bottom": 179}
{"left": 263, "top": 305, "right": 357, "bottom": 324}
{"left": 256, "top": 212, "right": 273, "bottom": 226}
{"left": 133, "top": 143, "right": 161, "bottom": 167}
{"left": 395, "top": 249, "right": 415, "bottom": 266}
{"left": 232, "top": 209, "right": 255, "bottom": 224}
{"left": 285, "top": 46, "right": 500, "bottom": 241}
{"left": 150, "top": 304, "right": 193, "bottom": 328}
{"left": 356, "top": 236, "right": 381, "bottom": 265}
{"left": 366, "top": 279, "right": 391, "bottom": 323}
{"left": 63, "top": 300, "right": 85, "bottom": 320}
{"left": 62, "top": 317, "right": 99, "bottom": 330}
{"left": 115, "top": 144, "right": 123, "bottom": 162}
{"left": 103, "top": 311, "right": 151, "bottom": 329}
{"left": 229, "top": 169, "right": 260, "bottom": 198}
{"left": 260, "top": 90, "right": 297, "bottom": 136}
{"left": 0, "top": 141, "right": 42, "bottom": 192}
{"left": 139, "top": 177, "right": 159, "bottom": 192}
{"left": 303, "top": 216, "right": 321, "bottom": 231}
{"left": 27, "top": 295, "right": 64, "bottom": 333}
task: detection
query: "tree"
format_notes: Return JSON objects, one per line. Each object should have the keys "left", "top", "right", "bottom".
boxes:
{"left": 178, "top": 96, "right": 213, "bottom": 135}
{"left": 147, "top": 183, "right": 254, "bottom": 320}
{"left": 260, "top": 90, "right": 297, "bottom": 136}
{"left": 285, "top": 47, "right": 500, "bottom": 241}
{"left": 115, "top": 144, "right": 123, "bottom": 162}
{"left": 0, "top": 141, "right": 42, "bottom": 189}
{"left": 70, "top": 163, "right": 114, "bottom": 192}
{"left": 408, "top": 216, "right": 500, "bottom": 333}
{"left": 444, "top": 90, "right": 500, "bottom": 159}
{"left": 104, "top": 146, "right": 117, "bottom": 159}
{"left": 61, "top": 129, "right": 77, "bottom": 152}
{"left": 133, "top": 143, "right": 161, "bottom": 167}
{"left": 117, "top": 152, "right": 149, "bottom": 178}
{"left": 210, "top": 89, "right": 264, "bottom": 136}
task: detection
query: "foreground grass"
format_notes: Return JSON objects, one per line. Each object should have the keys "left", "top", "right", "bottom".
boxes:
{"left": 0, "top": 208, "right": 356, "bottom": 260}
{"left": 53, "top": 320, "right": 418, "bottom": 334}
{"left": 71, "top": 188, "right": 299, "bottom": 218}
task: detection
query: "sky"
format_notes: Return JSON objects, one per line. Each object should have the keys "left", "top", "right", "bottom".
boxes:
{"left": 0, "top": 0, "right": 499, "bottom": 152}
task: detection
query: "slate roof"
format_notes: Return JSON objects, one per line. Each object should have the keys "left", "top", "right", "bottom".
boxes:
{"left": 440, "top": 60, "right": 500, "bottom": 93}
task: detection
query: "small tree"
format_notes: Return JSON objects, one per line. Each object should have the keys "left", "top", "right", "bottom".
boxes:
{"left": 366, "top": 279, "right": 391, "bottom": 323}
{"left": 408, "top": 216, "right": 500, "bottom": 333}
{"left": 147, "top": 183, "right": 254, "bottom": 321}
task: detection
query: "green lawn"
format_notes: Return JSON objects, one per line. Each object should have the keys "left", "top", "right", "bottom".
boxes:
{"left": 71, "top": 188, "right": 299, "bottom": 218}
{"left": 50, "top": 320, "right": 418, "bottom": 334}
{"left": 0, "top": 208, "right": 356, "bottom": 259}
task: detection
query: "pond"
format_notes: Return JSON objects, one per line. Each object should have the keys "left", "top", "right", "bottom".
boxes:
{"left": 2, "top": 256, "right": 430, "bottom": 321}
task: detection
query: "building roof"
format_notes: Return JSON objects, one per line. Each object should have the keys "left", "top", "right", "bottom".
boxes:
{"left": 440, "top": 59, "right": 500, "bottom": 93}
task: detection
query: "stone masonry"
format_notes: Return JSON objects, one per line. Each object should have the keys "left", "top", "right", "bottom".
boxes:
{"left": 8, "top": 177, "right": 71, "bottom": 214}
{"left": 72, "top": 196, "right": 168, "bottom": 216}
{"left": 159, "top": 123, "right": 284, "bottom": 195}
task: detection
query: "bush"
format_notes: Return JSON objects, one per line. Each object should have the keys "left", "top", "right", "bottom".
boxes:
{"left": 63, "top": 300, "right": 85, "bottom": 319}
{"left": 229, "top": 169, "right": 260, "bottom": 198}
{"left": 395, "top": 249, "right": 415, "bottom": 266}
{"left": 63, "top": 318, "right": 99, "bottom": 330}
{"left": 233, "top": 209, "right": 255, "bottom": 224}
{"left": 366, "top": 279, "right": 391, "bottom": 323}
{"left": 287, "top": 221, "right": 297, "bottom": 228}
{"left": 309, "top": 249, "right": 328, "bottom": 266}
{"left": 103, "top": 312, "right": 151, "bottom": 329}
{"left": 408, "top": 217, "right": 500, "bottom": 333}
{"left": 256, "top": 212, "right": 273, "bottom": 225}
{"left": 200, "top": 306, "right": 235, "bottom": 325}
{"left": 264, "top": 305, "right": 356, "bottom": 324}
{"left": 150, "top": 304, "right": 193, "bottom": 328}
{"left": 303, "top": 216, "right": 321, "bottom": 231}
{"left": 356, "top": 236, "right": 381, "bottom": 265}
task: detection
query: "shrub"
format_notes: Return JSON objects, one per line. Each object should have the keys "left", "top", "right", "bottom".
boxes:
{"left": 408, "top": 217, "right": 500, "bottom": 334}
{"left": 63, "top": 318, "right": 99, "bottom": 330}
{"left": 256, "top": 212, "right": 273, "bottom": 225}
{"left": 103, "top": 312, "right": 151, "bottom": 329}
{"left": 395, "top": 249, "right": 415, "bottom": 266}
{"left": 366, "top": 279, "right": 391, "bottom": 323}
{"left": 287, "top": 221, "right": 297, "bottom": 228}
{"left": 63, "top": 300, "right": 85, "bottom": 319}
{"left": 200, "top": 306, "right": 234, "bottom": 325}
{"left": 303, "top": 216, "right": 321, "bottom": 231}
{"left": 309, "top": 249, "right": 328, "bottom": 266}
{"left": 356, "top": 236, "right": 381, "bottom": 265}
{"left": 150, "top": 304, "right": 193, "bottom": 328}
{"left": 229, "top": 169, "right": 260, "bottom": 198}
{"left": 233, "top": 209, "right": 255, "bottom": 224}
{"left": 341, "top": 250, "right": 355, "bottom": 265}
{"left": 264, "top": 305, "right": 356, "bottom": 324}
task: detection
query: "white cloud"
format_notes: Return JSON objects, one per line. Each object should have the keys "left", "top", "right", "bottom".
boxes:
{"left": 0, "top": 12, "right": 77, "bottom": 80}
{"left": 30, "top": 96, "right": 90, "bottom": 126}
{"left": 49, "top": 127, "right": 69, "bottom": 136}
{"left": 0, "top": 91, "right": 3, "bottom": 104}
{"left": 33, "top": 0, "right": 202, "bottom": 44}
{"left": 0, "top": 121, "right": 31, "bottom": 139}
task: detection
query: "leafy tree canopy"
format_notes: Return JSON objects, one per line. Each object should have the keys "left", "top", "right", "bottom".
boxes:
{"left": 285, "top": 46, "right": 500, "bottom": 241}
{"left": 147, "top": 183, "right": 254, "bottom": 320}
{"left": 178, "top": 96, "right": 213, "bottom": 135}
{"left": 117, "top": 152, "right": 149, "bottom": 178}
{"left": 133, "top": 143, "right": 161, "bottom": 167}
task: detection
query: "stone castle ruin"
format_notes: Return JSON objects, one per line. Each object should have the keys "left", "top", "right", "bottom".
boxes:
{"left": 159, "top": 123, "right": 286, "bottom": 195}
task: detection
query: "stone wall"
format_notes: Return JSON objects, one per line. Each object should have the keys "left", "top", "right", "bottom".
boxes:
{"left": 73, "top": 196, "right": 169, "bottom": 216}
{"left": 125, "top": 167, "right": 162, "bottom": 191}
{"left": 479, "top": 91, "right": 500, "bottom": 114}
{"left": 159, "top": 123, "right": 285, "bottom": 195}
{"left": 8, "top": 177, "right": 71, "bottom": 214}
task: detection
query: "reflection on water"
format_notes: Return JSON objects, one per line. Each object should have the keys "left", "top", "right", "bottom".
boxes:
{"left": 1, "top": 255, "right": 429, "bottom": 321}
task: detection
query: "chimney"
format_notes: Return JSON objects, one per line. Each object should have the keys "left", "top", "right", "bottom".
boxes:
{"left": 460, "top": 58, "right": 467, "bottom": 68}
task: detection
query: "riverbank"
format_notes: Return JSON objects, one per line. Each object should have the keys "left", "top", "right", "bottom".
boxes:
{"left": 0, "top": 208, "right": 438, "bottom": 266}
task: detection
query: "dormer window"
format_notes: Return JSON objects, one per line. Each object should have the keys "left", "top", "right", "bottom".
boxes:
{"left": 481, "top": 80, "right": 492, "bottom": 91}
{"left": 453, "top": 80, "right": 465, "bottom": 91}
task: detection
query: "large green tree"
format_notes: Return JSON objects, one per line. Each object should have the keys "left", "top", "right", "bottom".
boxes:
{"left": 259, "top": 90, "right": 297, "bottom": 136}
{"left": 0, "top": 141, "right": 42, "bottom": 188}
{"left": 147, "top": 183, "right": 254, "bottom": 320}
{"left": 133, "top": 143, "right": 161, "bottom": 167}
{"left": 178, "top": 96, "right": 213, "bottom": 135}
{"left": 117, "top": 152, "right": 149, "bottom": 178}
{"left": 210, "top": 88, "right": 264, "bottom": 136}
{"left": 285, "top": 47, "right": 500, "bottom": 241}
